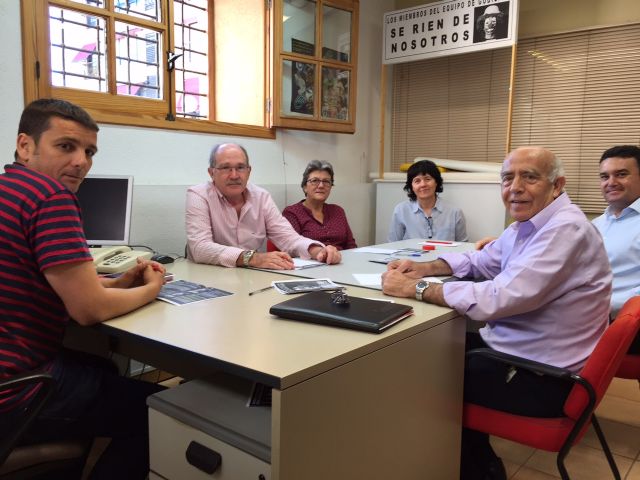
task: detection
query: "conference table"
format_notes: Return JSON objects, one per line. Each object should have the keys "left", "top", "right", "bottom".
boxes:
{"left": 95, "top": 240, "right": 470, "bottom": 480}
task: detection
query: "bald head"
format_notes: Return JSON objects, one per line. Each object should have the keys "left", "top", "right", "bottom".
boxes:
{"left": 506, "top": 147, "right": 564, "bottom": 182}
{"left": 500, "top": 147, "right": 566, "bottom": 222}
{"left": 209, "top": 143, "right": 249, "bottom": 168}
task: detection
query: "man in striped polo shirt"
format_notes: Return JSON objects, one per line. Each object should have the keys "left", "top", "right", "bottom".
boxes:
{"left": 1, "top": 99, "right": 165, "bottom": 479}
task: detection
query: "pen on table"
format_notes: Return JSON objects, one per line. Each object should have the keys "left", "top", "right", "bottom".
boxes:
{"left": 248, "top": 285, "right": 273, "bottom": 296}
{"left": 297, "top": 264, "right": 323, "bottom": 270}
{"left": 425, "top": 240, "right": 453, "bottom": 245}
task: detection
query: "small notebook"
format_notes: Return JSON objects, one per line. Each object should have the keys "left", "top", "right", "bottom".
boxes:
{"left": 269, "top": 291, "right": 413, "bottom": 333}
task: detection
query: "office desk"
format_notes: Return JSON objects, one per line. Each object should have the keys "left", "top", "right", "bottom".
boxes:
{"left": 99, "top": 261, "right": 465, "bottom": 480}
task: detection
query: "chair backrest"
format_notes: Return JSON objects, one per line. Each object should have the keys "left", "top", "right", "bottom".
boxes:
{"left": 0, "top": 372, "right": 55, "bottom": 466}
{"left": 564, "top": 296, "right": 640, "bottom": 420}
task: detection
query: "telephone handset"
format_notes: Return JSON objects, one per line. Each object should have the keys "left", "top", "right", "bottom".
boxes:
{"left": 89, "top": 246, "right": 152, "bottom": 274}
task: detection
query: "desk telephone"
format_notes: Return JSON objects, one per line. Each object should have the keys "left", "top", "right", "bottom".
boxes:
{"left": 89, "top": 246, "right": 152, "bottom": 274}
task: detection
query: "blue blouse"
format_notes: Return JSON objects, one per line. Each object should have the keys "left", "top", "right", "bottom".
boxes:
{"left": 388, "top": 197, "right": 468, "bottom": 242}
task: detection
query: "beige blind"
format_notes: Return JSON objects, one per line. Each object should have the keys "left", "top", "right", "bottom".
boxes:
{"left": 392, "top": 23, "right": 640, "bottom": 213}
{"left": 392, "top": 48, "right": 511, "bottom": 167}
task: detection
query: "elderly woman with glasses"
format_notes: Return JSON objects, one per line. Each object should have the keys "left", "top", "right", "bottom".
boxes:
{"left": 282, "top": 160, "right": 357, "bottom": 250}
{"left": 388, "top": 159, "right": 468, "bottom": 242}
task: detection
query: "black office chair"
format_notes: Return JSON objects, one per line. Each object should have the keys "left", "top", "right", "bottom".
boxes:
{"left": 0, "top": 372, "right": 90, "bottom": 480}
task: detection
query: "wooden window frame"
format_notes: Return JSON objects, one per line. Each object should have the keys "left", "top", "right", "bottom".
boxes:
{"left": 272, "top": 0, "right": 359, "bottom": 134}
{"left": 21, "top": 0, "right": 275, "bottom": 139}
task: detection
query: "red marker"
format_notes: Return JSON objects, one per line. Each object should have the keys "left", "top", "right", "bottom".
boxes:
{"left": 425, "top": 240, "right": 453, "bottom": 245}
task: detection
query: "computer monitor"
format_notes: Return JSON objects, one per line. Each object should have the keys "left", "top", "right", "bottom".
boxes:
{"left": 75, "top": 175, "right": 134, "bottom": 246}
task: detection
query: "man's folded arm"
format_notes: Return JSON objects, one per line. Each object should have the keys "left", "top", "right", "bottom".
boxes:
{"left": 44, "top": 261, "right": 163, "bottom": 325}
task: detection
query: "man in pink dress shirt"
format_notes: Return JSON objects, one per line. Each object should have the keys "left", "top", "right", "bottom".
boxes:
{"left": 186, "top": 143, "right": 341, "bottom": 269}
{"left": 381, "top": 146, "right": 611, "bottom": 480}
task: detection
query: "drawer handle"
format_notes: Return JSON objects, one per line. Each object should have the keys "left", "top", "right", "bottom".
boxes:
{"left": 185, "top": 441, "right": 222, "bottom": 474}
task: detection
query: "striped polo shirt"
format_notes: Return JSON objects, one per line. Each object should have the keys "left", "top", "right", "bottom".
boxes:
{"left": 0, "top": 163, "right": 92, "bottom": 411}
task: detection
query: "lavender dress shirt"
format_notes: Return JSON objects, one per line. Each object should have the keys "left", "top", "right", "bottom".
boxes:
{"left": 440, "top": 193, "right": 612, "bottom": 372}
{"left": 186, "top": 182, "right": 321, "bottom": 267}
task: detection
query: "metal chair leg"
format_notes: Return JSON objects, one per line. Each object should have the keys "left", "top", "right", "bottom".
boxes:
{"left": 556, "top": 449, "right": 571, "bottom": 480}
{"left": 591, "top": 415, "right": 621, "bottom": 480}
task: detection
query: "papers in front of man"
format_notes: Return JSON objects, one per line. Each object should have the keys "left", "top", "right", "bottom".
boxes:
{"left": 351, "top": 247, "right": 399, "bottom": 255}
{"left": 271, "top": 278, "right": 341, "bottom": 295}
{"left": 157, "top": 279, "right": 233, "bottom": 305}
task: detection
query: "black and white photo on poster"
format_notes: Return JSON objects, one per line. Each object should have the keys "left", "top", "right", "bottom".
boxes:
{"left": 473, "top": 2, "right": 510, "bottom": 43}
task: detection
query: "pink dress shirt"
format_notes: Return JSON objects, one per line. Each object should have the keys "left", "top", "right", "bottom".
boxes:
{"left": 440, "top": 193, "right": 612, "bottom": 372}
{"left": 186, "top": 182, "right": 321, "bottom": 267}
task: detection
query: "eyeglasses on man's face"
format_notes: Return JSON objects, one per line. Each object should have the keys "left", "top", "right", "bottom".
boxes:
{"left": 307, "top": 178, "right": 333, "bottom": 186}
{"left": 215, "top": 164, "right": 251, "bottom": 174}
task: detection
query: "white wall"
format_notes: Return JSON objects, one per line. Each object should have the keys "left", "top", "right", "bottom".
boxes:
{"left": 0, "top": 1, "right": 394, "bottom": 254}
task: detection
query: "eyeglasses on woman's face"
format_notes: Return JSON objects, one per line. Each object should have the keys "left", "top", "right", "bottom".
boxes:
{"left": 307, "top": 178, "right": 333, "bottom": 187}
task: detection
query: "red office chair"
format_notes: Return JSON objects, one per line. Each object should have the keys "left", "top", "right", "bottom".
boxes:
{"left": 266, "top": 239, "right": 279, "bottom": 252}
{"left": 463, "top": 296, "right": 640, "bottom": 480}
{"left": 613, "top": 297, "right": 640, "bottom": 383}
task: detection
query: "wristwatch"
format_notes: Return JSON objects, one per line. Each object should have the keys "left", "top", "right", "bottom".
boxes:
{"left": 415, "top": 280, "right": 430, "bottom": 301}
{"left": 242, "top": 249, "right": 256, "bottom": 267}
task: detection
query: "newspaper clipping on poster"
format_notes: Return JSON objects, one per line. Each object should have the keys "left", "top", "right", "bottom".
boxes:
{"left": 383, "top": 0, "right": 519, "bottom": 65}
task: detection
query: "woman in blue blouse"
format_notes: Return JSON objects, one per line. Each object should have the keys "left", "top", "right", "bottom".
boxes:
{"left": 388, "top": 160, "right": 468, "bottom": 242}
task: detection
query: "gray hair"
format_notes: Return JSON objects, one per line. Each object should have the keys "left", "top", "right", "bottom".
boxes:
{"left": 209, "top": 143, "right": 249, "bottom": 168}
{"left": 301, "top": 160, "right": 334, "bottom": 191}
{"left": 547, "top": 152, "right": 565, "bottom": 183}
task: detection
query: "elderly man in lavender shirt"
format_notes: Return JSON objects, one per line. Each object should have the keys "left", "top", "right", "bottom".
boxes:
{"left": 381, "top": 146, "right": 611, "bottom": 480}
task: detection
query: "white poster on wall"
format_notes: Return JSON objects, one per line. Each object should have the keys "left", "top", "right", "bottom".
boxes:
{"left": 383, "top": 0, "right": 519, "bottom": 65}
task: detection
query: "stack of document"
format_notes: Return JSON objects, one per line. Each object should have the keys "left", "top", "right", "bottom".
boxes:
{"left": 271, "top": 278, "right": 340, "bottom": 294}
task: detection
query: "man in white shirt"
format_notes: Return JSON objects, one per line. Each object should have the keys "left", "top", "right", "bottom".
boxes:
{"left": 186, "top": 143, "right": 341, "bottom": 269}
{"left": 593, "top": 145, "right": 640, "bottom": 353}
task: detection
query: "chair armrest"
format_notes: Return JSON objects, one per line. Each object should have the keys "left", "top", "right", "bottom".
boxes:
{"left": 0, "top": 372, "right": 56, "bottom": 466}
{"left": 0, "top": 371, "right": 55, "bottom": 391}
{"left": 466, "top": 348, "right": 576, "bottom": 381}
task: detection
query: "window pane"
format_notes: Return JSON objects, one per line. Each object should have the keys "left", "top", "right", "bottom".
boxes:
{"left": 49, "top": 7, "right": 108, "bottom": 92}
{"left": 322, "top": 5, "right": 351, "bottom": 62}
{"left": 115, "top": 22, "right": 162, "bottom": 99}
{"left": 114, "top": 0, "right": 161, "bottom": 22}
{"left": 175, "top": 70, "right": 208, "bottom": 118}
{"left": 215, "top": 0, "right": 265, "bottom": 125}
{"left": 321, "top": 67, "right": 349, "bottom": 120}
{"left": 174, "top": 0, "right": 209, "bottom": 119}
{"left": 283, "top": 0, "right": 316, "bottom": 55}
{"left": 282, "top": 60, "right": 315, "bottom": 117}
{"left": 65, "top": 0, "right": 105, "bottom": 8}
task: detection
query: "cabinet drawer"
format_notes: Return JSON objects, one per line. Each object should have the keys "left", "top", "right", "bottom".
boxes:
{"left": 149, "top": 409, "right": 271, "bottom": 480}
